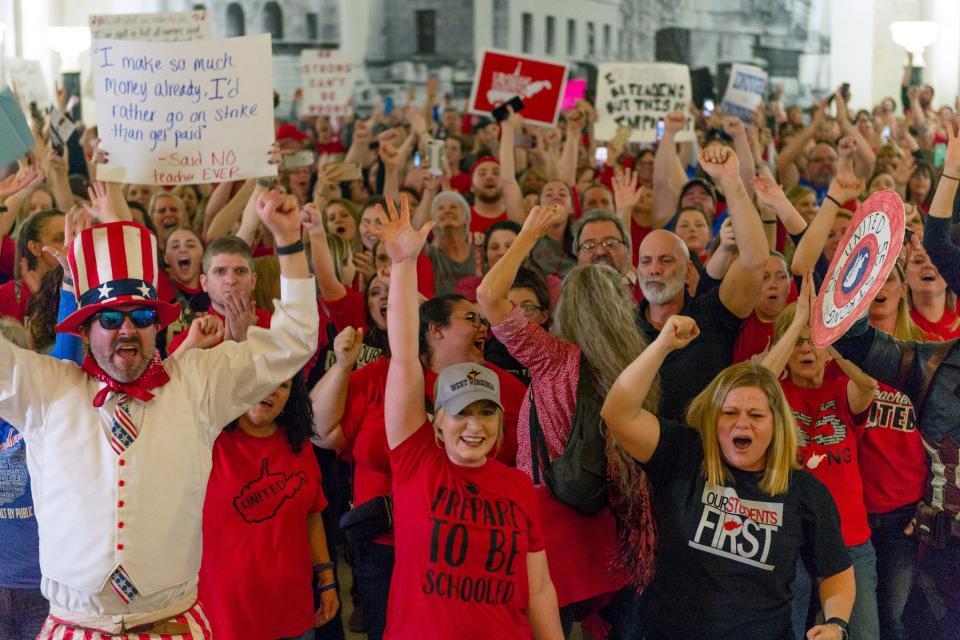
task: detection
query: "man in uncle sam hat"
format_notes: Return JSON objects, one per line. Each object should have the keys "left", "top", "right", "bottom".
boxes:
{"left": 0, "top": 190, "right": 318, "bottom": 638}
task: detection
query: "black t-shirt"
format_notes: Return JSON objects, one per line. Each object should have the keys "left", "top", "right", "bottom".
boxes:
{"left": 637, "top": 288, "right": 744, "bottom": 421}
{"left": 643, "top": 420, "right": 850, "bottom": 640}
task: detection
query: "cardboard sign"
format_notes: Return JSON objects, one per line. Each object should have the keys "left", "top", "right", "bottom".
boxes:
{"left": 812, "top": 190, "right": 905, "bottom": 348}
{"left": 91, "top": 34, "right": 277, "bottom": 185}
{"left": 595, "top": 63, "right": 693, "bottom": 143}
{"left": 469, "top": 49, "right": 568, "bottom": 127}
{"left": 0, "top": 88, "right": 36, "bottom": 167}
{"left": 300, "top": 49, "right": 355, "bottom": 118}
{"left": 720, "top": 63, "right": 768, "bottom": 123}
{"left": 7, "top": 59, "right": 49, "bottom": 110}
{"left": 89, "top": 11, "right": 212, "bottom": 42}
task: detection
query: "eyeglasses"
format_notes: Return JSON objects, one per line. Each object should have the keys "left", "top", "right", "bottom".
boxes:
{"left": 512, "top": 301, "right": 543, "bottom": 315}
{"left": 95, "top": 308, "right": 158, "bottom": 330}
{"left": 578, "top": 237, "right": 624, "bottom": 254}
{"left": 451, "top": 312, "right": 490, "bottom": 329}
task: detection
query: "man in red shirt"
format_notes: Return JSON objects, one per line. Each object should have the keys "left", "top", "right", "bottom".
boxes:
{"left": 468, "top": 156, "right": 508, "bottom": 247}
{"left": 168, "top": 236, "right": 271, "bottom": 353}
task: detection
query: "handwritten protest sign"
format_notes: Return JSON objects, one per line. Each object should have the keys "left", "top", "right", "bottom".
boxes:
{"left": 7, "top": 59, "right": 49, "bottom": 110}
{"left": 595, "top": 63, "right": 693, "bottom": 143}
{"left": 720, "top": 63, "right": 768, "bottom": 123}
{"left": 89, "top": 11, "right": 212, "bottom": 42}
{"left": 300, "top": 50, "right": 354, "bottom": 117}
{"left": 469, "top": 49, "right": 567, "bottom": 126}
{"left": 91, "top": 34, "right": 276, "bottom": 185}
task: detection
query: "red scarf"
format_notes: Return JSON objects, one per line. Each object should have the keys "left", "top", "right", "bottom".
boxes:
{"left": 81, "top": 350, "right": 171, "bottom": 407}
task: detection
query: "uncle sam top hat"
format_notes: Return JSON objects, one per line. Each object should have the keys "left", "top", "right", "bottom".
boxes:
{"left": 56, "top": 221, "right": 181, "bottom": 335}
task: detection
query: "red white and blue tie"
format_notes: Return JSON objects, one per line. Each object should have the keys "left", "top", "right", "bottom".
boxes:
{"left": 108, "top": 392, "right": 140, "bottom": 602}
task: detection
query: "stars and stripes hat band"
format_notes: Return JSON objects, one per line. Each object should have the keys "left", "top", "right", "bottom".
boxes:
{"left": 55, "top": 221, "right": 181, "bottom": 335}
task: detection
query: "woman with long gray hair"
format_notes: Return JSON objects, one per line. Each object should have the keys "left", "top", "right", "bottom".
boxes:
{"left": 477, "top": 205, "right": 658, "bottom": 638}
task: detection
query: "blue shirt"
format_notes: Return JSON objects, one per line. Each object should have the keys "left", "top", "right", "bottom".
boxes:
{"left": 0, "top": 289, "right": 82, "bottom": 587}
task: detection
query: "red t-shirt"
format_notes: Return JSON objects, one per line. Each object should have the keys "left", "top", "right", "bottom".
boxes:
{"left": 910, "top": 307, "right": 960, "bottom": 341}
{"left": 450, "top": 172, "right": 471, "bottom": 196}
{"left": 469, "top": 207, "right": 507, "bottom": 248}
{"left": 199, "top": 428, "right": 327, "bottom": 640}
{"left": 0, "top": 236, "right": 15, "bottom": 280}
{"left": 166, "top": 305, "right": 272, "bottom": 353}
{"left": 731, "top": 312, "right": 774, "bottom": 363}
{"left": 303, "top": 289, "right": 370, "bottom": 383}
{"left": 386, "top": 423, "right": 544, "bottom": 639}
{"left": 859, "top": 383, "right": 928, "bottom": 514}
{"left": 0, "top": 279, "right": 30, "bottom": 323}
{"left": 341, "top": 357, "right": 525, "bottom": 545}
{"left": 781, "top": 378, "right": 872, "bottom": 546}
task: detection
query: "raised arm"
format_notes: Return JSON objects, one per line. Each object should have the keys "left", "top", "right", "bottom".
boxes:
{"left": 205, "top": 178, "right": 256, "bottom": 242}
{"left": 761, "top": 274, "right": 812, "bottom": 377}
{"left": 301, "top": 201, "right": 347, "bottom": 302}
{"left": 835, "top": 90, "right": 876, "bottom": 181}
{"left": 476, "top": 205, "right": 565, "bottom": 325}
{"left": 653, "top": 111, "right": 690, "bottom": 223}
{"left": 777, "top": 105, "right": 825, "bottom": 190}
{"left": 829, "top": 346, "right": 878, "bottom": 415}
{"left": 791, "top": 171, "right": 864, "bottom": 276}
{"left": 752, "top": 174, "right": 808, "bottom": 235}
{"left": 698, "top": 146, "right": 767, "bottom": 318}
{"left": 499, "top": 108, "right": 527, "bottom": 223}
{"left": 924, "top": 117, "right": 960, "bottom": 292}
{"left": 722, "top": 117, "right": 756, "bottom": 197}
{"left": 601, "top": 315, "right": 700, "bottom": 463}
{"left": 375, "top": 195, "right": 435, "bottom": 449}
{"left": 310, "top": 326, "right": 363, "bottom": 451}
{"left": 557, "top": 109, "right": 584, "bottom": 187}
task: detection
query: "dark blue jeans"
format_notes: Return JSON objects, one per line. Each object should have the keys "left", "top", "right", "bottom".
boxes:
{"left": 869, "top": 505, "right": 918, "bottom": 640}
{"left": 559, "top": 586, "right": 646, "bottom": 639}
{"left": 352, "top": 540, "right": 394, "bottom": 640}
{"left": 0, "top": 587, "right": 48, "bottom": 640}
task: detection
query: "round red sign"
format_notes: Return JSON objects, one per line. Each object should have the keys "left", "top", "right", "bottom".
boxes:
{"left": 812, "top": 189, "right": 905, "bottom": 348}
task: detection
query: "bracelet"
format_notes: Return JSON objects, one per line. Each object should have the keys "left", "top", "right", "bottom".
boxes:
{"left": 313, "top": 562, "right": 336, "bottom": 573}
{"left": 942, "top": 173, "right": 960, "bottom": 181}
{"left": 315, "top": 582, "right": 338, "bottom": 593}
{"left": 275, "top": 239, "right": 304, "bottom": 255}
{"left": 824, "top": 194, "right": 843, "bottom": 208}
{"left": 762, "top": 220, "right": 777, "bottom": 225}
{"left": 256, "top": 177, "right": 273, "bottom": 188}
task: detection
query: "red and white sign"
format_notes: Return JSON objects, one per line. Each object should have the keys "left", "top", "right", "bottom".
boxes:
{"left": 812, "top": 190, "right": 905, "bottom": 348}
{"left": 300, "top": 49, "right": 355, "bottom": 118}
{"left": 468, "top": 49, "right": 568, "bottom": 127}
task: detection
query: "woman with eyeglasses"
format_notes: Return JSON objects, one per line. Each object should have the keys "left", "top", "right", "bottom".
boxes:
{"left": 476, "top": 205, "right": 657, "bottom": 638}
{"left": 310, "top": 196, "right": 528, "bottom": 640}
{"left": 762, "top": 278, "right": 880, "bottom": 640}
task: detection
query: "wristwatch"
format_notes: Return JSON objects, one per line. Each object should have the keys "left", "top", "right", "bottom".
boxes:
{"left": 825, "top": 617, "right": 849, "bottom": 640}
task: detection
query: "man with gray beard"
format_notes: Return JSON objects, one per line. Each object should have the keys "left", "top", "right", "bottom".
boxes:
{"left": 636, "top": 145, "right": 768, "bottom": 420}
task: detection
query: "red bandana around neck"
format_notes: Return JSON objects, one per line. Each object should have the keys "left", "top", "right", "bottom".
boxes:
{"left": 82, "top": 350, "right": 171, "bottom": 407}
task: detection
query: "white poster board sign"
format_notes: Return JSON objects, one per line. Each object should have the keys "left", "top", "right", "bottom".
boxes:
{"left": 7, "top": 59, "right": 49, "bottom": 110}
{"left": 720, "top": 64, "right": 768, "bottom": 123}
{"left": 83, "top": 11, "right": 212, "bottom": 126}
{"left": 300, "top": 50, "right": 355, "bottom": 118}
{"left": 91, "top": 34, "right": 276, "bottom": 185}
{"left": 89, "top": 11, "right": 212, "bottom": 42}
{"left": 595, "top": 63, "right": 693, "bottom": 143}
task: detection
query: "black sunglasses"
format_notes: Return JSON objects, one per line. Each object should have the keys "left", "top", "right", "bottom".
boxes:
{"left": 95, "top": 308, "right": 158, "bottom": 330}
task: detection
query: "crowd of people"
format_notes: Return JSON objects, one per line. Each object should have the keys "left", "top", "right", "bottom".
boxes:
{"left": 1, "top": 52, "right": 959, "bottom": 640}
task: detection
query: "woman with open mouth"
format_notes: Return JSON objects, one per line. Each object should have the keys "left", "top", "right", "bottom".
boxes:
{"left": 602, "top": 311, "right": 855, "bottom": 640}
{"left": 904, "top": 239, "right": 960, "bottom": 340}
{"left": 157, "top": 227, "right": 209, "bottom": 352}
{"left": 375, "top": 194, "right": 563, "bottom": 639}
{"left": 199, "top": 372, "right": 340, "bottom": 640}
{"left": 763, "top": 276, "right": 879, "bottom": 640}
{"left": 309, "top": 195, "right": 527, "bottom": 640}
{"left": 147, "top": 191, "right": 187, "bottom": 250}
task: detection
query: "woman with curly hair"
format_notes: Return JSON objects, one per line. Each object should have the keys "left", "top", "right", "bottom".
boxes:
{"left": 198, "top": 371, "right": 339, "bottom": 640}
